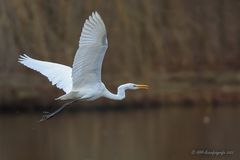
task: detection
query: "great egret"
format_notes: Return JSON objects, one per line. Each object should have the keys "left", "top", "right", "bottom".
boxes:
{"left": 18, "top": 11, "right": 148, "bottom": 122}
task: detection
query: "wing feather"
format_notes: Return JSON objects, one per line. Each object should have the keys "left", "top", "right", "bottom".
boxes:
{"left": 72, "top": 11, "right": 108, "bottom": 90}
{"left": 18, "top": 54, "right": 72, "bottom": 93}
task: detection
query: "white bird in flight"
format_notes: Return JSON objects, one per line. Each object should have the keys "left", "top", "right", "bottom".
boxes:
{"left": 18, "top": 11, "right": 148, "bottom": 122}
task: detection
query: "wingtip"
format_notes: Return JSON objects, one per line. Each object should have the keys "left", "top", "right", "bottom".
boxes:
{"left": 95, "top": 11, "right": 101, "bottom": 18}
{"left": 90, "top": 11, "right": 101, "bottom": 19}
{"left": 94, "top": 11, "right": 99, "bottom": 16}
{"left": 18, "top": 54, "right": 30, "bottom": 62}
{"left": 87, "top": 11, "right": 102, "bottom": 25}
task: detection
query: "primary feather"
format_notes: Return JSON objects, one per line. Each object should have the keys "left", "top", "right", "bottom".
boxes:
{"left": 72, "top": 12, "right": 108, "bottom": 90}
{"left": 18, "top": 54, "right": 72, "bottom": 93}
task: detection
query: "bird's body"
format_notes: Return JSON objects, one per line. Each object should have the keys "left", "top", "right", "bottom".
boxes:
{"left": 19, "top": 12, "right": 148, "bottom": 121}
{"left": 57, "top": 82, "right": 106, "bottom": 101}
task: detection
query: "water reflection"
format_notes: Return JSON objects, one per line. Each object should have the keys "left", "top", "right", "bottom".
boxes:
{"left": 0, "top": 106, "right": 240, "bottom": 160}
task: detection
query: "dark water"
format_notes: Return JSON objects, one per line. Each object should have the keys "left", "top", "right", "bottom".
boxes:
{"left": 0, "top": 106, "right": 240, "bottom": 160}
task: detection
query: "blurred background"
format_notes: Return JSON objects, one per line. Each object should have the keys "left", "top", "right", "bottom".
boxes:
{"left": 0, "top": 0, "right": 240, "bottom": 160}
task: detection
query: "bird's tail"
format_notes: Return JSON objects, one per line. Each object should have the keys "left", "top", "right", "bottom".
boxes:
{"left": 55, "top": 91, "right": 79, "bottom": 100}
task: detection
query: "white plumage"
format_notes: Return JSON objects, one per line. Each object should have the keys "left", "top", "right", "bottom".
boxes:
{"left": 72, "top": 12, "right": 108, "bottom": 90}
{"left": 18, "top": 11, "right": 148, "bottom": 121}
{"left": 19, "top": 54, "right": 72, "bottom": 93}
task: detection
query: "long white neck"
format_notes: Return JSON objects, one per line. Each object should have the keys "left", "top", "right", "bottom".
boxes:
{"left": 104, "top": 84, "right": 128, "bottom": 100}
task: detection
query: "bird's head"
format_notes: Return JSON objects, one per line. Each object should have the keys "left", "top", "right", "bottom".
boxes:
{"left": 123, "top": 83, "right": 149, "bottom": 90}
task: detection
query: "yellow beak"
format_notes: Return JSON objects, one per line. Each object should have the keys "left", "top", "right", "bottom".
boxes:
{"left": 135, "top": 84, "right": 149, "bottom": 89}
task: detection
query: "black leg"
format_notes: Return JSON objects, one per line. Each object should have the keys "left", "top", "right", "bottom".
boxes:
{"left": 38, "top": 100, "right": 77, "bottom": 122}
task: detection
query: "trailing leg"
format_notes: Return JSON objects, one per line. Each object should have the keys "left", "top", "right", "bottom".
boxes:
{"left": 38, "top": 100, "right": 77, "bottom": 122}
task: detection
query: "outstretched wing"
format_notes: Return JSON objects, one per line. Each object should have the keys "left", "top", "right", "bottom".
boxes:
{"left": 72, "top": 11, "right": 108, "bottom": 90}
{"left": 18, "top": 54, "right": 72, "bottom": 93}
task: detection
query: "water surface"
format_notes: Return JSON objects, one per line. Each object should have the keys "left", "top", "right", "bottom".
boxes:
{"left": 0, "top": 105, "right": 239, "bottom": 160}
